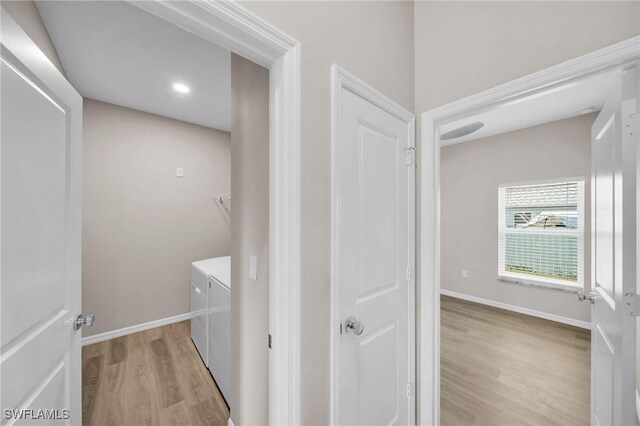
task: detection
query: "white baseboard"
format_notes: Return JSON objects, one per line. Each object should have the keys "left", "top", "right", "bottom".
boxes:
{"left": 228, "top": 418, "right": 234, "bottom": 426}
{"left": 440, "top": 289, "right": 591, "bottom": 330}
{"left": 636, "top": 389, "right": 640, "bottom": 424}
{"left": 81, "top": 312, "right": 192, "bottom": 346}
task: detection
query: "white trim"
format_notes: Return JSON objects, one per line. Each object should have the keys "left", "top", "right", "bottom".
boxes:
{"left": 81, "top": 313, "right": 193, "bottom": 346}
{"left": 228, "top": 418, "right": 235, "bottom": 426}
{"left": 636, "top": 389, "right": 640, "bottom": 424}
{"left": 498, "top": 274, "right": 583, "bottom": 293}
{"left": 440, "top": 290, "right": 591, "bottom": 330}
{"left": 330, "top": 65, "right": 416, "bottom": 425}
{"left": 126, "top": 2, "right": 301, "bottom": 423}
{"left": 420, "top": 35, "right": 640, "bottom": 425}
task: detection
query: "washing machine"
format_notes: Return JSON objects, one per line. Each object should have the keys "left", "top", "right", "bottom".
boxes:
{"left": 191, "top": 257, "right": 226, "bottom": 366}
{"left": 207, "top": 256, "right": 231, "bottom": 404}
{"left": 191, "top": 256, "right": 231, "bottom": 405}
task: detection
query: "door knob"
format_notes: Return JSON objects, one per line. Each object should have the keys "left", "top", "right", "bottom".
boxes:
{"left": 578, "top": 291, "right": 596, "bottom": 304}
{"left": 73, "top": 313, "right": 95, "bottom": 331}
{"left": 345, "top": 316, "right": 364, "bottom": 336}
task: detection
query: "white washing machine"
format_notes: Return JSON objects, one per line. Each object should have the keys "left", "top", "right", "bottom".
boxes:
{"left": 191, "top": 258, "right": 221, "bottom": 366}
{"left": 190, "top": 256, "right": 231, "bottom": 405}
{"left": 207, "top": 256, "right": 231, "bottom": 404}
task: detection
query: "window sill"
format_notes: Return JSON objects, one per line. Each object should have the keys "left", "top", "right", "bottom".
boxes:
{"left": 498, "top": 274, "right": 583, "bottom": 293}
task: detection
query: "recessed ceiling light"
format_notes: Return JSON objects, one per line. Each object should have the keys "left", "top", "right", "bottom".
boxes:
{"left": 579, "top": 107, "right": 595, "bottom": 115}
{"left": 172, "top": 83, "right": 190, "bottom": 94}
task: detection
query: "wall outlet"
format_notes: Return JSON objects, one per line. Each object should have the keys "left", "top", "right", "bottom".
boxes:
{"left": 176, "top": 167, "right": 184, "bottom": 178}
{"left": 461, "top": 270, "right": 468, "bottom": 278}
{"left": 249, "top": 255, "right": 257, "bottom": 281}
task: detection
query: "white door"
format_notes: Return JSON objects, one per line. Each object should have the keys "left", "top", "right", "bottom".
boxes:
{"left": 333, "top": 69, "right": 415, "bottom": 426}
{"left": 589, "top": 67, "right": 637, "bottom": 426}
{"left": 1, "top": 9, "right": 83, "bottom": 425}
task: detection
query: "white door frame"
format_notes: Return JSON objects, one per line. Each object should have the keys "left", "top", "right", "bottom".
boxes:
{"left": 126, "top": 1, "right": 301, "bottom": 424}
{"left": 330, "top": 65, "right": 416, "bottom": 425}
{"left": 419, "top": 35, "right": 640, "bottom": 425}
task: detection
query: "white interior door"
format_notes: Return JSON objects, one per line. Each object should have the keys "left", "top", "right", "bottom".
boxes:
{"left": 1, "top": 9, "right": 83, "bottom": 425}
{"left": 334, "top": 75, "right": 415, "bottom": 425}
{"left": 590, "top": 67, "right": 637, "bottom": 426}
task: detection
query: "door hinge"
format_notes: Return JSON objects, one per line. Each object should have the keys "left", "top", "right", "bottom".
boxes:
{"left": 625, "top": 112, "right": 640, "bottom": 137}
{"left": 406, "top": 382, "right": 412, "bottom": 399}
{"left": 624, "top": 293, "right": 640, "bottom": 316}
{"left": 405, "top": 146, "right": 415, "bottom": 165}
{"left": 268, "top": 333, "right": 272, "bottom": 349}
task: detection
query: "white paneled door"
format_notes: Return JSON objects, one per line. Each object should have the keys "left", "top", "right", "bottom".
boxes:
{"left": 588, "top": 67, "right": 637, "bottom": 426}
{"left": 333, "top": 68, "right": 415, "bottom": 426}
{"left": 1, "top": 9, "right": 83, "bottom": 425}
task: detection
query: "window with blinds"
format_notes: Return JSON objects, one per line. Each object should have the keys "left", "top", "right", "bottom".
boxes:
{"left": 498, "top": 179, "right": 584, "bottom": 289}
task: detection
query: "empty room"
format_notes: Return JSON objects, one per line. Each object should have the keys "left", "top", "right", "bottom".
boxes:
{"left": 2, "top": 0, "right": 640, "bottom": 425}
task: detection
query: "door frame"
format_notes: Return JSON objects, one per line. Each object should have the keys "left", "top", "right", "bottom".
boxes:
{"left": 126, "top": 1, "right": 301, "bottom": 424}
{"left": 330, "top": 65, "right": 416, "bottom": 425}
{"left": 419, "top": 35, "right": 640, "bottom": 425}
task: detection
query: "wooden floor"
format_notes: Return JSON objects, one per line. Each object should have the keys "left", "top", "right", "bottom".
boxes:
{"left": 82, "top": 321, "right": 229, "bottom": 426}
{"left": 441, "top": 295, "right": 591, "bottom": 426}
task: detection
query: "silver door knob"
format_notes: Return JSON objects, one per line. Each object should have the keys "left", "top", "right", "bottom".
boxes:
{"left": 345, "top": 316, "right": 364, "bottom": 335}
{"left": 578, "top": 292, "right": 596, "bottom": 304}
{"left": 73, "top": 314, "right": 95, "bottom": 331}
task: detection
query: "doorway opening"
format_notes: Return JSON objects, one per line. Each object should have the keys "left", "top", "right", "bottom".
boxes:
{"left": 0, "top": 0, "right": 301, "bottom": 424}
{"left": 419, "top": 37, "right": 640, "bottom": 425}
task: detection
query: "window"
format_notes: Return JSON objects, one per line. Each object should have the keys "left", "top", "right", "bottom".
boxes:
{"left": 498, "top": 179, "right": 584, "bottom": 290}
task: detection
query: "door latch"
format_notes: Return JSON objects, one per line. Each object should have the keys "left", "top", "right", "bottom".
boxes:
{"left": 404, "top": 146, "right": 415, "bottom": 165}
{"left": 625, "top": 293, "right": 640, "bottom": 316}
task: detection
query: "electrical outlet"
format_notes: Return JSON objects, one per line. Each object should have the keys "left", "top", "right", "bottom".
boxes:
{"left": 176, "top": 167, "right": 184, "bottom": 178}
{"left": 461, "top": 270, "right": 468, "bottom": 278}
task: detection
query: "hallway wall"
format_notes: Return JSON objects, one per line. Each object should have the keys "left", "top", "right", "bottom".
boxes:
{"left": 240, "top": 2, "right": 415, "bottom": 423}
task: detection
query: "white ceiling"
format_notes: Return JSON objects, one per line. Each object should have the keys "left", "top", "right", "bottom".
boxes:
{"left": 36, "top": 1, "right": 231, "bottom": 131}
{"left": 439, "top": 69, "right": 620, "bottom": 145}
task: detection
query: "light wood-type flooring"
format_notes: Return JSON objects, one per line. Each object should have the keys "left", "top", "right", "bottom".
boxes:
{"left": 441, "top": 295, "right": 591, "bottom": 426}
{"left": 82, "top": 320, "right": 229, "bottom": 426}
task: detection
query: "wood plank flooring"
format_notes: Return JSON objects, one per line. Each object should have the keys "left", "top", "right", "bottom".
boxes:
{"left": 441, "top": 295, "right": 591, "bottom": 426}
{"left": 82, "top": 321, "right": 229, "bottom": 426}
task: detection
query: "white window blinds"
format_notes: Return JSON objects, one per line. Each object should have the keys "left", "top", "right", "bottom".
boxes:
{"left": 498, "top": 180, "right": 584, "bottom": 288}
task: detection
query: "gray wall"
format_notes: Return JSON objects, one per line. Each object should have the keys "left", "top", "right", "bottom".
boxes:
{"left": 229, "top": 54, "right": 270, "bottom": 425}
{"left": 1, "top": 0, "right": 65, "bottom": 74}
{"left": 82, "top": 99, "right": 231, "bottom": 336}
{"left": 441, "top": 114, "right": 595, "bottom": 323}
{"left": 240, "top": 3, "right": 415, "bottom": 422}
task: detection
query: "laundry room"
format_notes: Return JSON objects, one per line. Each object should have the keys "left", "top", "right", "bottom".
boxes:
{"left": 13, "top": 1, "right": 271, "bottom": 423}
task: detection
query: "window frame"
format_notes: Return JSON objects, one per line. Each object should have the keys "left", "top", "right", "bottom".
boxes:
{"left": 498, "top": 177, "right": 585, "bottom": 292}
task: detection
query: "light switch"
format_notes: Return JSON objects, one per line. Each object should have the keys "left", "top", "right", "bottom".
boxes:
{"left": 461, "top": 270, "right": 468, "bottom": 278}
{"left": 249, "top": 255, "right": 257, "bottom": 281}
{"left": 176, "top": 167, "right": 184, "bottom": 178}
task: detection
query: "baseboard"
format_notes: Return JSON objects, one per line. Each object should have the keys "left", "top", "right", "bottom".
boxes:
{"left": 228, "top": 418, "right": 234, "bottom": 426}
{"left": 636, "top": 389, "right": 640, "bottom": 424}
{"left": 440, "top": 289, "right": 591, "bottom": 330}
{"left": 81, "top": 312, "right": 192, "bottom": 346}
